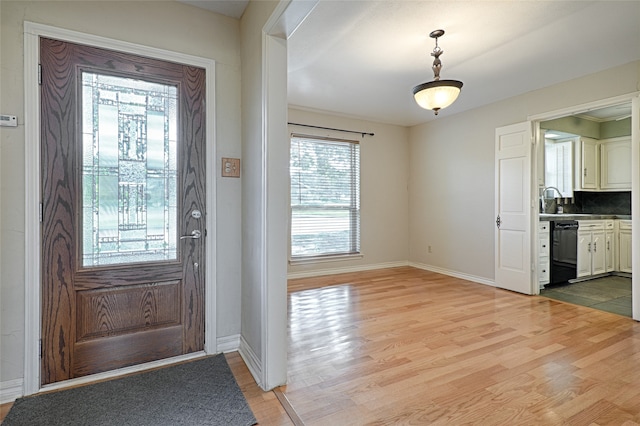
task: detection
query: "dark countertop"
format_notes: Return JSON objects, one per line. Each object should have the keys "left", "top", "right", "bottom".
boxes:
{"left": 539, "top": 213, "right": 632, "bottom": 221}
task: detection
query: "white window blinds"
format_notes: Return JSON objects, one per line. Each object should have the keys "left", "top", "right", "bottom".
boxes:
{"left": 290, "top": 134, "right": 360, "bottom": 259}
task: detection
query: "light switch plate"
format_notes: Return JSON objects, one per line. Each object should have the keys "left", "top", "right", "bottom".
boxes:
{"left": 221, "top": 157, "right": 240, "bottom": 178}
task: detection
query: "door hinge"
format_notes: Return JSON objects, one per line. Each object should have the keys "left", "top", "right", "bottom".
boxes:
{"left": 39, "top": 339, "right": 42, "bottom": 358}
{"left": 39, "top": 203, "right": 43, "bottom": 223}
{"left": 38, "top": 64, "right": 42, "bottom": 86}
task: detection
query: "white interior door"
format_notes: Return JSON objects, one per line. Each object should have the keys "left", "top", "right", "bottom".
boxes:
{"left": 495, "top": 122, "right": 534, "bottom": 294}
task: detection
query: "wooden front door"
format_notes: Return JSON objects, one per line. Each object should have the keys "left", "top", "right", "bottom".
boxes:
{"left": 40, "top": 37, "right": 206, "bottom": 385}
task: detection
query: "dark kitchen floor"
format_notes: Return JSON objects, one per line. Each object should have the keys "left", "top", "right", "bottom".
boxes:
{"left": 540, "top": 275, "right": 632, "bottom": 317}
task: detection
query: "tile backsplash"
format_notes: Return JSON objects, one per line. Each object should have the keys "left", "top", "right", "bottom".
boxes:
{"left": 571, "top": 191, "right": 632, "bottom": 215}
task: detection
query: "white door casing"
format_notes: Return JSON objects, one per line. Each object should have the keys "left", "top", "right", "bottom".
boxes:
{"left": 495, "top": 122, "right": 535, "bottom": 295}
{"left": 530, "top": 93, "right": 638, "bottom": 320}
{"left": 632, "top": 95, "right": 639, "bottom": 321}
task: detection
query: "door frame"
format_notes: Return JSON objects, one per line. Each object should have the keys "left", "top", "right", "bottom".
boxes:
{"left": 23, "top": 22, "right": 217, "bottom": 395}
{"left": 529, "top": 92, "right": 640, "bottom": 319}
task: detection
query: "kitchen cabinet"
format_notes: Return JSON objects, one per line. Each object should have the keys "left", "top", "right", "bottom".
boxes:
{"left": 538, "top": 222, "right": 550, "bottom": 286}
{"left": 577, "top": 220, "right": 606, "bottom": 278}
{"left": 573, "top": 136, "right": 631, "bottom": 191}
{"left": 604, "top": 220, "right": 615, "bottom": 272}
{"left": 575, "top": 137, "right": 599, "bottom": 190}
{"left": 600, "top": 137, "right": 631, "bottom": 190}
{"left": 619, "top": 220, "right": 632, "bottom": 273}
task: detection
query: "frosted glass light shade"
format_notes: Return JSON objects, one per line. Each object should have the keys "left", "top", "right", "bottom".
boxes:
{"left": 413, "top": 79, "right": 463, "bottom": 113}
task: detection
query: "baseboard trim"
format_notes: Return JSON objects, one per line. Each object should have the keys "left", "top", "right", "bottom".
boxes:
{"left": 238, "top": 335, "right": 263, "bottom": 389}
{"left": 287, "top": 260, "right": 494, "bottom": 287}
{"left": 570, "top": 271, "right": 632, "bottom": 284}
{"left": 409, "top": 262, "right": 495, "bottom": 287}
{"left": 0, "top": 378, "right": 23, "bottom": 404}
{"left": 287, "top": 260, "right": 409, "bottom": 279}
{"left": 612, "top": 271, "right": 632, "bottom": 279}
{"left": 217, "top": 334, "right": 240, "bottom": 353}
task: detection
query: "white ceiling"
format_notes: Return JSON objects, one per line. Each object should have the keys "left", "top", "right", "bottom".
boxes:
{"left": 177, "top": 0, "right": 249, "bottom": 19}
{"left": 179, "top": 1, "right": 639, "bottom": 127}
{"left": 287, "top": 0, "right": 640, "bottom": 126}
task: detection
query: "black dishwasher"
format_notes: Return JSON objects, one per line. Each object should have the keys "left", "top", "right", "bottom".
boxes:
{"left": 550, "top": 221, "right": 579, "bottom": 284}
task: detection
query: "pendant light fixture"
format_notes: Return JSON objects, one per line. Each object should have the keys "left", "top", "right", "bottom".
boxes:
{"left": 412, "top": 29, "right": 463, "bottom": 115}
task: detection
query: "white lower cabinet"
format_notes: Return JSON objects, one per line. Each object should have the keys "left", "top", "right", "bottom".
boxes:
{"left": 538, "top": 222, "right": 550, "bottom": 286}
{"left": 577, "top": 221, "right": 606, "bottom": 278}
{"left": 541, "top": 218, "right": 628, "bottom": 283}
{"left": 619, "top": 220, "right": 632, "bottom": 273}
{"left": 605, "top": 220, "right": 615, "bottom": 273}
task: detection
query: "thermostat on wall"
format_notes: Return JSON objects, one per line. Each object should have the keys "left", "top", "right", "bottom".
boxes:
{"left": 0, "top": 114, "right": 17, "bottom": 127}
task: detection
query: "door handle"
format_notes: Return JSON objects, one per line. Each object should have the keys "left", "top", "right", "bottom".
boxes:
{"left": 180, "top": 230, "right": 201, "bottom": 240}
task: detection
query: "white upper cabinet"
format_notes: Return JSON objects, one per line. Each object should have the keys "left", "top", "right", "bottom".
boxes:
{"left": 600, "top": 137, "right": 631, "bottom": 190}
{"left": 575, "top": 137, "right": 599, "bottom": 190}
{"left": 573, "top": 136, "right": 631, "bottom": 191}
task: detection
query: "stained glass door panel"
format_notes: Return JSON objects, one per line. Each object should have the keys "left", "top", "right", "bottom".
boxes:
{"left": 81, "top": 72, "right": 178, "bottom": 266}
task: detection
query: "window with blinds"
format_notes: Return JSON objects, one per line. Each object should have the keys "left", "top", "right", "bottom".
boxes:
{"left": 290, "top": 134, "right": 360, "bottom": 259}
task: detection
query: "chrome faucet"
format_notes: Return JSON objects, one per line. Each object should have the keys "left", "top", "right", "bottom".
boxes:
{"left": 540, "top": 186, "right": 563, "bottom": 214}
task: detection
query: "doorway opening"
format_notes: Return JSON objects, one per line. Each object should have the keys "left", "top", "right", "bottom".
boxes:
{"left": 535, "top": 101, "right": 634, "bottom": 317}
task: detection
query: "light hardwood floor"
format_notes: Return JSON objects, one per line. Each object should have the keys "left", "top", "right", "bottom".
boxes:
{"left": 5, "top": 266, "right": 640, "bottom": 425}
{"left": 281, "top": 266, "right": 640, "bottom": 425}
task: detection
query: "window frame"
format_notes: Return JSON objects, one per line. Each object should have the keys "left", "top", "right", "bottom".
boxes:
{"left": 289, "top": 133, "right": 361, "bottom": 263}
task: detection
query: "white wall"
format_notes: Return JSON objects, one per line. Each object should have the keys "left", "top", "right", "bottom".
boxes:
{"left": 239, "top": 0, "right": 287, "bottom": 390}
{"left": 287, "top": 108, "right": 410, "bottom": 277}
{"left": 409, "top": 61, "right": 640, "bottom": 282}
{"left": 0, "top": 0, "right": 243, "bottom": 391}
